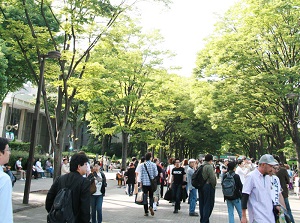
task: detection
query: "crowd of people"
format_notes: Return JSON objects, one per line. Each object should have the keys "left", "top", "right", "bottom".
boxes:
{"left": 0, "top": 135, "right": 298, "bottom": 223}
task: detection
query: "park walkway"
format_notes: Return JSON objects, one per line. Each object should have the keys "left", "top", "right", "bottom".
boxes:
{"left": 12, "top": 169, "right": 300, "bottom": 223}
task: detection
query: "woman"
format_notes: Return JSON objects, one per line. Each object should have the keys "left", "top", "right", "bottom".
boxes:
{"left": 89, "top": 161, "right": 107, "bottom": 223}
{"left": 124, "top": 162, "right": 136, "bottom": 196}
{"left": 117, "top": 168, "right": 125, "bottom": 188}
{"left": 35, "top": 158, "right": 46, "bottom": 178}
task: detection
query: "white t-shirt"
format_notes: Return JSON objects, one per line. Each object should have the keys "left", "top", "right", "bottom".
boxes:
{"left": 236, "top": 166, "right": 249, "bottom": 184}
{"left": 92, "top": 172, "right": 103, "bottom": 196}
{"left": 166, "top": 164, "right": 174, "bottom": 184}
{"left": 0, "top": 167, "right": 13, "bottom": 223}
{"left": 242, "top": 168, "right": 274, "bottom": 223}
{"left": 135, "top": 163, "right": 143, "bottom": 183}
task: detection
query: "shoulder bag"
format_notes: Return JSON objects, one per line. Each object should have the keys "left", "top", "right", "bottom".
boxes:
{"left": 144, "top": 163, "right": 157, "bottom": 192}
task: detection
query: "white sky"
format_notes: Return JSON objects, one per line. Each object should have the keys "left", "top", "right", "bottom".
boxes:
{"left": 135, "top": 0, "right": 237, "bottom": 77}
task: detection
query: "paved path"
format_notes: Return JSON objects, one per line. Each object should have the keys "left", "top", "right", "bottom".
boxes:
{"left": 12, "top": 170, "right": 300, "bottom": 223}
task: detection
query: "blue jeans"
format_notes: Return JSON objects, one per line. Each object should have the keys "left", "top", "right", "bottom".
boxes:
{"left": 91, "top": 195, "right": 103, "bottom": 223}
{"left": 172, "top": 184, "right": 182, "bottom": 210}
{"left": 189, "top": 189, "right": 197, "bottom": 213}
{"left": 128, "top": 184, "right": 134, "bottom": 195}
{"left": 284, "top": 197, "right": 295, "bottom": 223}
{"left": 226, "top": 199, "right": 242, "bottom": 223}
{"left": 198, "top": 183, "right": 215, "bottom": 223}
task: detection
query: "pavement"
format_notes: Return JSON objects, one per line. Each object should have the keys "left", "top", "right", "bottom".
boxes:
{"left": 12, "top": 170, "right": 300, "bottom": 223}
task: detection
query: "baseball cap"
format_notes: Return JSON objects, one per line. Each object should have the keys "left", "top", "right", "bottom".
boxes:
{"left": 259, "top": 154, "right": 277, "bottom": 165}
{"left": 188, "top": 159, "right": 196, "bottom": 164}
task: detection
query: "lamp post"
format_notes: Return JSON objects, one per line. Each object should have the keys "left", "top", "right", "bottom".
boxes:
{"left": 23, "top": 51, "right": 61, "bottom": 204}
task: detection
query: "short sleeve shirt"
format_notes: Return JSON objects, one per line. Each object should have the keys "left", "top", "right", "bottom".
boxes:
{"left": 172, "top": 167, "right": 185, "bottom": 185}
{"left": 242, "top": 168, "right": 274, "bottom": 223}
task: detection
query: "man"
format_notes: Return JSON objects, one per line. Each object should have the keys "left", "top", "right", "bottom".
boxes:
{"left": 140, "top": 152, "right": 158, "bottom": 216}
{"left": 0, "top": 137, "right": 13, "bottom": 223}
{"left": 186, "top": 158, "right": 199, "bottom": 216}
{"left": 15, "top": 156, "right": 26, "bottom": 180}
{"left": 46, "top": 153, "right": 90, "bottom": 223}
{"left": 276, "top": 162, "right": 295, "bottom": 223}
{"left": 241, "top": 154, "right": 277, "bottom": 223}
{"left": 223, "top": 161, "right": 243, "bottom": 223}
{"left": 61, "top": 158, "right": 70, "bottom": 175}
{"left": 153, "top": 158, "right": 163, "bottom": 211}
{"left": 220, "top": 159, "right": 228, "bottom": 182}
{"left": 170, "top": 158, "right": 186, "bottom": 214}
{"left": 198, "top": 154, "right": 216, "bottom": 223}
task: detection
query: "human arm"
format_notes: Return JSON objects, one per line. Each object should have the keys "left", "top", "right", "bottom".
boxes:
{"left": 241, "top": 193, "right": 249, "bottom": 223}
{"left": 45, "top": 177, "right": 59, "bottom": 212}
{"left": 79, "top": 179, "right": 91, "bottom": 223}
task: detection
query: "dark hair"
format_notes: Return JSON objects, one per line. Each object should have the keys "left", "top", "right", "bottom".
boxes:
{"left": 153, "top": 158, "right": 158, "bottom": 163}
{"left": 175, "top": 158, "right": 180, "bottom": 162}
{"left": 145, "top": 152, "right": 152, "bottom": 161}
{"left": 141, "top": 157, "right": 145, "bottom": 162}
{"left": 0, "top": 137, "right": 9, "bottom": 154}
{"left": 204, "top": 154, "right": 213, "bottom": 162}
{"left": 227, "top": 161, "right": 236, "bottom": 171}
{"left": 132, "top": 157, "right": 136, "bottom": 162}
{"left": 94, "top": 161, "right": 100, "bottom": 165}
{"left": 70, "top": 153, "right": 88, "bottom": 172}
{"left": 160, "top": 162, "right": 164, "bottom": 167}
{"left": 237, "top": 160, "right": 243, "bottom": 165}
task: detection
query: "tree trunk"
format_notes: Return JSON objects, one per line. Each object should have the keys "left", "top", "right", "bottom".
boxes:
{"left": 121, "top": 131, "right": 129, "bottom": 169}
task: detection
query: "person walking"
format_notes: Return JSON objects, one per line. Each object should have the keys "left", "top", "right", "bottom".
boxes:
{"left": 0, "top": 137, "right": 13, "bottom": 223}
{"left": 186, "top": 158, "right": 199, "bottom": 216}
{"left": 241, "top": 154, "right": 278, "bottom": 223}
{"left": 170, "top": 158, "right": 187, "bottom": 214}
{"left": 153, "top": 158, "right": 163, "bottom": 210}
{"left": 89, "top": 161, "right": 107, "bottom": 223}
{"left": 276, "top": 161, "right": 295, "bottom": 223}
{"left": 198, "top": 154, "right": 216, "bottom": 223}
{"left": 235, "top": 159, "right": 249, "bottom": 185}
{"left": 140, "top": 152, "right": 158, "bottom": 217}
{"left": 222, "top": 161, "right": 243, "bottom": 223}
{"left": 124, "top": 162, "right": 136, "bottom": 196}
{"left": 46, "top": 153, "right": 91, "bottom": 223}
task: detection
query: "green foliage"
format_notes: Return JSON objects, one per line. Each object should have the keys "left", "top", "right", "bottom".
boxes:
{"left": 9, "top": 141, "right": 30, "bottom": 152}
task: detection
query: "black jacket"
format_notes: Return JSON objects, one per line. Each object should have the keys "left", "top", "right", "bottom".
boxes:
{"left": 223, "top": 170, "right": 243, "bottom": 200}
{"left": 45, "top": 171, "right": 90, "bottom": 223}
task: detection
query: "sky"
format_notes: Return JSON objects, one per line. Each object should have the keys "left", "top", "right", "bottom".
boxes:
{"left": 135, "top": 0, "right": 237, "bottom": 77}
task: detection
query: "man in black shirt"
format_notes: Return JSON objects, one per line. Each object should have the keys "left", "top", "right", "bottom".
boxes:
{"left": 170, "top": 158, "right": 186, "bottom": 214}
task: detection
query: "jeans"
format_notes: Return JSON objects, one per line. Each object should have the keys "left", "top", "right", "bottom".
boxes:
{"left": 91, "top": 195, "right": 103, "bottom": 223}
{"left": 284, "top": 197, "right": 295, "bottom": 223}
{"left": 226, "top": 199, "right": 242, "bottom": 223}
{"left": 172, "top": 184, "right": 182, "bottom": 210}
{"left": 198, "top": 183, "right": 215, "bottom": 223}
{"left": 142, "top": 185, "right": 154, "bottom": 213}
{"left": 189, "top": 189, "right": 197, "bottom": 213}
{"left": 128, "top": 184, "right": 134, "bottom": 195}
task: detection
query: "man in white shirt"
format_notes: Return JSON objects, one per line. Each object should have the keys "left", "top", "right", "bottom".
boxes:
{"left": 15, "top": 157, "right": 26, "bottom": 180}
{"left": 241, "top": 154, "right": 278, "bottom": 223}
{"left": 0, "top": 137, "right": 13, "bottom": 223}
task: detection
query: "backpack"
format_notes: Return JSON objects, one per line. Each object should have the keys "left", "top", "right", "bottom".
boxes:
{"left": 191, "top": 165, "right": 207, "bottom": 189}
{"left": 47, "top": 176, "right": 82, "bottom": 223}
{"left": 222, "top": 172, "right": 236, "bottom": 197}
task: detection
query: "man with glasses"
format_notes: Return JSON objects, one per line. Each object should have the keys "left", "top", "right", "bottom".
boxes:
{"left": 241, "top": 154, "right": 277, "bottom": 223}
{"left": 0, "top": 137, "right": 13, "bottom": 223}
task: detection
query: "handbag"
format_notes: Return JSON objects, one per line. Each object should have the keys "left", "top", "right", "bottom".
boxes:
{"left": 90, "top": 180, "right": 97, "bottom": 194}
{"left": 163, "top": 188, "right": 172, "bottom": 201}
{"left": 135, "top": 191, "right": 144, "bottom": 205}
{"left": 144, "top": 164, "right": 157, "bottom": 192}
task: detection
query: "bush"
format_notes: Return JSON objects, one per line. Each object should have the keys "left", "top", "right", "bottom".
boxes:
{"left": 9, "top": 141, "right": 30, "bottom": 152}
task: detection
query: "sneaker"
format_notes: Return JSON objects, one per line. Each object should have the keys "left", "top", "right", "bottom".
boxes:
{"left": 189, "top": 212, "right": 199, "bottom": 216}
{"left": 173, "top": 209, "right": 178, "bottom": 214}
{"left": 149, "top": 207, "right": 154, "bottom": 216}
{"left": 172, "top": 202, "right": 175, "bottom": 206}
{"left": 20, "top": 178, "right": 25, "bottom": 181}
{"left": 144, "top": 213, "right": 149, "bottom": 216}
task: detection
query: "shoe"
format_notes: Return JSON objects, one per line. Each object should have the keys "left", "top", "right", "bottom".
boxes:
{"left": 157, "top": 201, "right": 159, "bottom": 206}
{"left": 20, "top": 178, "right": 25, "bottom": 181}
{"left": 178, "top": 206, "right": 181, "bottom": 210}
{"left": 189, "top": 212, "right": 199, "bottom": 216}
{"left": 42, "top": 177, "right": 46, "bottom": 179}
{"left": 173, "top": 209, "right": 178, "bottom": 214}
{"left": 144, "top": 213, "right": 149, "bottom": 216}
{"left": 172, "top": 202, "right": 175, "bottom": 206}
{"left": 149, "top": 207, "right": 154, "bottom": 216}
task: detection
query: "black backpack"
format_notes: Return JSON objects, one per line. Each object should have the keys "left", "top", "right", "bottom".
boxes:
{"left": 191, "top": 165, "right": 207, "bottom": 189}
{"left": 222, "top": 172, "right": 236, "bottom": 197}
{"left": 47, "top": 176, "right": 82, "bottom": 223}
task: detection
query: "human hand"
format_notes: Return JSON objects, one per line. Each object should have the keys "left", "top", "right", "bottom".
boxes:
{"left": 240, "top": 216, "right": 247, "bottom": 223}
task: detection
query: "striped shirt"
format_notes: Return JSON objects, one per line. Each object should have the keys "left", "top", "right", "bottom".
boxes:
{"left": 140, "top": 161, "right": 158, "bottom": 186}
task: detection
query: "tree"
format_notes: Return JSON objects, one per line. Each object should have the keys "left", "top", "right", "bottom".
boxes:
{"left": 194, "top": 0, "right": 300, "bottom": 168}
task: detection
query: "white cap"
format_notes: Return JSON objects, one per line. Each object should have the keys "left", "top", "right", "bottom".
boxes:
{"left": 259, "top": 154, "right": 277, "bottom": 166}
{"left": 188, "top": 159, "right": 196, "bottom": 164}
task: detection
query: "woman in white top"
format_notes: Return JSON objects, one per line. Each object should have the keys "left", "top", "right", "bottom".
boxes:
{"left": 35, "top": 158, "right": 46, "bottom": 178}
{"left": 90, "top": 161, "right": 107, "bottom": 223}
{"left": 235, "top": 160, "right": 249, "bottom": 184}
{"left": 166, "top": 158, "right": 175, "bottom": 185}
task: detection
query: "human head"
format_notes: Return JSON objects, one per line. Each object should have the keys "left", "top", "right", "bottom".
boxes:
{"left": 153, "top": 158, "right": 160, "bottom": 164}
{"left": 0, "top": 137, "right": 10, "bottom": 165}
{"left": 168, "top": 157, "right": 174, "bottom": 165}
{"left": 188, "top": 159, "right": 196, "bottom": 167}
{"left": 93, "top": 161, "right": 101, "bottom": 172}
{"left": 70, "top": 153, "right": 89, "bottom": 175}
{"left": 145, "top": 152, "right": 152, "bottom": 161}
{"left": 63, "top": 158, "right": 68, "bottom": 164}
{"left": 205, "top": 154, "right": 213, "bottom": 163}
{"left": 224, "top": 159, "right": 229, "bottom": 165}
{"left": 174, "top": 158, "right": 181, "bottom": 167}
{"left": 140, "top": 157, "right": 145, "bottom": 163}
{"left": 129, "top": 162, "right": 135, "bottom": 168}
{"left": 132, "top": 157, "right": 137, "bottom": 162}
{"left": 227, "top": 161, "right": 236, "bottom": 171}
{"left": 182, "top": 159, "right": 188, "bottom": 166}
{"left": 258, "top": 154, "right": 277, "bottom": 175}
{"left": 237, "top": 159, "right": 244, "bottom": 167}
